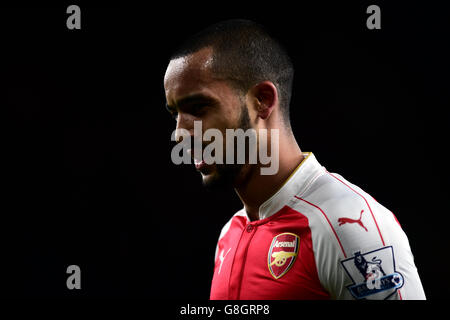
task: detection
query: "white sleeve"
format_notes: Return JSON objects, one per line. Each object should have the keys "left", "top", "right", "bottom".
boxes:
{"left": 315, "top": 193, "right": 426, "bottom": 300}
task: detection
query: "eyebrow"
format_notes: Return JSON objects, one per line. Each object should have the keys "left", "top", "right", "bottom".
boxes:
{"left": 166, "top": 93, "right": 219, "bottom": 112}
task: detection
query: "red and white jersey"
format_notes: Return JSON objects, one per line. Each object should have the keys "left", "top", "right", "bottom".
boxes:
{"left": 210, "top": 153, "right": 425, "bottom": 300}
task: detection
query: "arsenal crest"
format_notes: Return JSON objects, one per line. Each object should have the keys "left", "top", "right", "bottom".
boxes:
{"left": 267, "top": 232, "right": 300, "bottom": 279}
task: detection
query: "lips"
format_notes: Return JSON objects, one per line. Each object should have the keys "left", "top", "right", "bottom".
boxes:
{"left": 194, "top": 158, "right": 207, "bottom": 170}
{"left": 188, "top": 149, "right": 210, "bottom": 172}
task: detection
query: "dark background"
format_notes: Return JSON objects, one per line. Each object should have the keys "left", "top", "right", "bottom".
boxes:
{"left": 1, "top": 2, "right": 448, "bottom": 299}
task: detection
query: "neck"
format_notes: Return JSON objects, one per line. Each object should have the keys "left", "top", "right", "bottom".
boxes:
{"left": 234, "top": 130, "right": 304, "bottom": 221}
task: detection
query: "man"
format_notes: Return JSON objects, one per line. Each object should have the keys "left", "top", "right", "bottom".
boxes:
{"left": 163, "top": 19, "right": 425, "bottom": 299}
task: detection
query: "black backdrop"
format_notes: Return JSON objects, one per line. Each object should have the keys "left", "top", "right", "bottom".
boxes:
{"left": 1, "top": 2, "right": 449, "bottom": 299}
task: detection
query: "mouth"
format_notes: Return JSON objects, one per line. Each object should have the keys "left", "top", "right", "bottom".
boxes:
{"left": 194, "top": 158, "right": 208, "bottom": 171}
{"left": 189, "top": 149, "right": 213, "bottom": 173}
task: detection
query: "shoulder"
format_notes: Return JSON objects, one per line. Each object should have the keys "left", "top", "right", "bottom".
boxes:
{"left": 289, "top": 171, "right": 391, "bottom": 258}
{"left": 288, "top": 171, "right": 406, "bottom": 298}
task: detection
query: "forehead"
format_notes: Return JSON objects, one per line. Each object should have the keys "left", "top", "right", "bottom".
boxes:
{"left": 164, "top": 47, "right": 229, "bottom": 105}
{"left": 164, "top": 47, "right": 213, "bottom": 83}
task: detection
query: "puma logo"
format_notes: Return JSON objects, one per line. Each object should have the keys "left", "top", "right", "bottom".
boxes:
{"left": 338, "top": 210, "right": 368, "bottom": 232}
{"left": 218, "top": 248, "right": 231, "bottom": 275}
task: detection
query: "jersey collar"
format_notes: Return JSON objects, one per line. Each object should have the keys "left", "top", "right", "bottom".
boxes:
{"left": 256, "top": 152, "right": 325, "bottom": 220}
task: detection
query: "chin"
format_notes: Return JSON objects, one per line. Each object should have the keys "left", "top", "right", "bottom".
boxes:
{"left": 201, "top": 171, "right": 223, "bottom": 189}
{"left": 200, "top": 168, "right": 234, "bottom": 191}
{"left": 200, "top": 163, "right": 247, "bottom": 191}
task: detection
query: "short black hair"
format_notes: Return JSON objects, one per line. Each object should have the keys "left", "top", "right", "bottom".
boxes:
{"left": 170, "top": 19, "right": 294, "bottom": 124}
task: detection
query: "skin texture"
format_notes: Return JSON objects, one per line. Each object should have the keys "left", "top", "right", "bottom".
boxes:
{"left": 164, "top": 47, "right": 304, "bottom": 221}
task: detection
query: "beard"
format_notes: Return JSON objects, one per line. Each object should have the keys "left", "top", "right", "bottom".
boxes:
{"left": 202, "top": 103, "right": 252, "bottom": 192}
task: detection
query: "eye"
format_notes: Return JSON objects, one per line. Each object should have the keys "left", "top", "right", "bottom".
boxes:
{"left": 189, "top": 104, "right": 208, "bottom": 116}
{"left": 165, "top": 104, "right": 178, "bottom": 121}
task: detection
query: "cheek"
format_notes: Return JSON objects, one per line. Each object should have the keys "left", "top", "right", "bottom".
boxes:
{"left": 215, "top": 91, "right": 245, "bottom": 124}
{"left": 222, "top": 103, "right": 240, "bottom": 122}
{"left": 203, "top": 108, "right": 238, "bottom": 131}
{"left": 224, "top": 102, "right": 248, "bottom": 129}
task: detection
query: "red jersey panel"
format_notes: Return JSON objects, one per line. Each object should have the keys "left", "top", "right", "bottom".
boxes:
{"left": 210, "top": 153, "right": 425, "bottom": 300}
{"left": 211, "top": 205, "right": 329, "bottom": 300}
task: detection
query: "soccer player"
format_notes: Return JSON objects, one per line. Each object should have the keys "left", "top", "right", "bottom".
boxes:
{"left": 163, "top": 19, "right": 425, "bottom": 299}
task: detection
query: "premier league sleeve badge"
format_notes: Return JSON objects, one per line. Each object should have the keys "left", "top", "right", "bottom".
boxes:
{"left": 340, "top": 246, "right": 404, "bottom": 299}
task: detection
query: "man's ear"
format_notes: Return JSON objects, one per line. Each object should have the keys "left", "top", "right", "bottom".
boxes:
{"left": 250, "top": 81, "right": 278, "bottom": 120}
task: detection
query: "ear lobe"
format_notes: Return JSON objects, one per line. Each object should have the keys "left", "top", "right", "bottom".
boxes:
{"left": 258, "top": 104, "right": 272, "bottom": 119}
